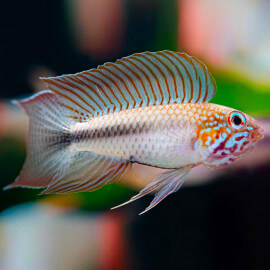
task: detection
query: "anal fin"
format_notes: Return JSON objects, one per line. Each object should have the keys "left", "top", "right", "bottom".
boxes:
{"left": 41, "top": 152, "right": 131, "bottom": 194}
{"left": 111, "top": 167, "right": 191, "bottom": 214}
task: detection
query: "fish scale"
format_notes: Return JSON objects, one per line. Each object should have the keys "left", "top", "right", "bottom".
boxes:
{"left": 69, "top": 103, "right": 230, "bottom": 169}
{"left": 7, "top": 50, "right": 263, "bottom": 214}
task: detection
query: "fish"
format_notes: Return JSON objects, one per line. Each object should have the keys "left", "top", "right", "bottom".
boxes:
{"left": 5, "top": 51, "right": 264, "bottom": 214}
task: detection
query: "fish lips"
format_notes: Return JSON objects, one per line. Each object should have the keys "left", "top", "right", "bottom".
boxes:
{"left": 251, "top": 126, "right": 264, "bottom": 142}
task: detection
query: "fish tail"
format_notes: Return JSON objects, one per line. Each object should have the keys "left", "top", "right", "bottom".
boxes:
{"left": 5, "top": 90, "right": 131, "bottom": 193}
{"left": 4, "top": 90, "right": 74, "bottom": 189}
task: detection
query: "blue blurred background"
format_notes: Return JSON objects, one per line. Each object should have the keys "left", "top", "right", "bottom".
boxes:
{"left": 0, "top": 0, "right": 270, "bottom": 269}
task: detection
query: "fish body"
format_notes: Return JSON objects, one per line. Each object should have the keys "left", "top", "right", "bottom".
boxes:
{"left": 7, "top": 51, "right": 264, "bottom": 214}
{"left": 70, "top": 102, "right": 262, "bottom": 170}
{"left": 71, "top": 103, "right": 202, "bottom": 169}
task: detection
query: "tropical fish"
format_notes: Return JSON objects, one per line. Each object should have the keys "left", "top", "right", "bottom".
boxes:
{"left": 6, "top": 51, "right": 264, "bottom": 214}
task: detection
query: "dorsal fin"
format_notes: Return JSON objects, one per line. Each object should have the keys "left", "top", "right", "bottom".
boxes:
{"left": 41, "top": 51, "right": 216, "bottom": 119}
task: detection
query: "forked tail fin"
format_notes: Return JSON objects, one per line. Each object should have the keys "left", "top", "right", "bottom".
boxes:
{"left": 4, "top": 90, "right": 74, "bottom": 189}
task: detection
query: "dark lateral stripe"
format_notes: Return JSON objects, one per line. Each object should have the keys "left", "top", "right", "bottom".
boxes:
{"left": 70, "top": 121, "right": 148, "bottom": 144}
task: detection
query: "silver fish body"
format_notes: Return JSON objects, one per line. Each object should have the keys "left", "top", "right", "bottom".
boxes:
{"left": 70, "top": 103, "right": 205, "bottom": 168}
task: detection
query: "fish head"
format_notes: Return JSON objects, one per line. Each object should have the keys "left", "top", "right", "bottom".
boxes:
{"left": 197, "top": 105, "right": 264, "bottom": 169}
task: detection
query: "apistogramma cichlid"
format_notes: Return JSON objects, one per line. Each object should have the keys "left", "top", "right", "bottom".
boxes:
{"left": 6, "top": 51, "right": 264, "bottom": 214}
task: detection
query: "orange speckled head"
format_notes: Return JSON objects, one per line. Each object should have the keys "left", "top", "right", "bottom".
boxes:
{"left": 196, "top": 104, "right": 264, "bottom": 168}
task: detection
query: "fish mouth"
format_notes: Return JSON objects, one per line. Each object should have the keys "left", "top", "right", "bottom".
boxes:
{"left": 251, "top": 126, "right": 264, "bottom": 142}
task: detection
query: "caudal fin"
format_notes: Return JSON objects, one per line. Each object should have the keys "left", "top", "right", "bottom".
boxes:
{"left": 4, "top": 90, "right": 73, "bottom": 189}
{"left": 5, "top": 90, "right": 131, "bottom": 193}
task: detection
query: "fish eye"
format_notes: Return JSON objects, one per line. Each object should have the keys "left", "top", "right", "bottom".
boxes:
{"left": 232, "top": 115, "right": 242, "bottom": 125}
{"left": 228, "top": 111, "right": 246, "bottom": 129}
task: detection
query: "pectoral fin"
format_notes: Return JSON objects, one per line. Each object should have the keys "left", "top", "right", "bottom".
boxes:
{"left": 111, "top": 167, "right": 191, "bottom": 214}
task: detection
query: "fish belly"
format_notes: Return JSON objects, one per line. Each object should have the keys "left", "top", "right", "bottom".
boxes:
{"left": 70, "top": 104, "right": 199, "bottom": 169}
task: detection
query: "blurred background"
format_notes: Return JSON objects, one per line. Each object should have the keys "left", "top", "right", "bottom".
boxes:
{"left": 1, "top": 0, "right": 270, "bottom": 269}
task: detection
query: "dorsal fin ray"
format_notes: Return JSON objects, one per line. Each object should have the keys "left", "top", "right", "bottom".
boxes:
{"left": 41, "top": 51, "right": 216, "bottom": 120}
